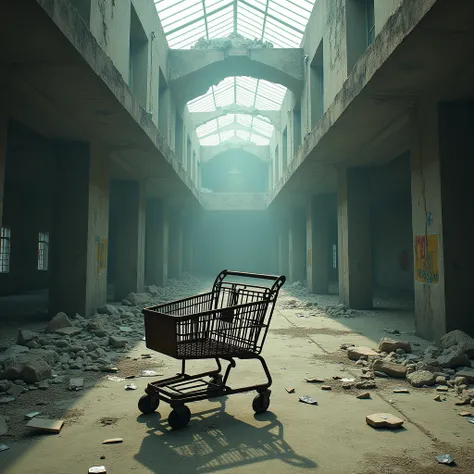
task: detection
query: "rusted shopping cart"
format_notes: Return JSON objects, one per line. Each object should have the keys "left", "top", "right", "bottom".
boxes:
{"left": 138, "top": 269, "right": 286, "bottom": 430}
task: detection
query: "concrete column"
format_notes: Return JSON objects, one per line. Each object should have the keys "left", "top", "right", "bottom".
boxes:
{"left": 338, "top": 167, "right": 373, "bottom": 309}
{"left": 289, "top": 209, "right": 306, "bottom": 282}
{"left": 110, "top": 180, "right": 146, "bottom": 299}
{"left": 0, "top": 67, "right": 8, "bottom": 230}
{"left": 145, "top": 198, "right": 168, "bottom": 287}
{"left": 168, "top": 211, "right": 183, "bottom": 279}
{"left": 306, "top": 195, "right": 330, "bottom": 293}
{"left": 50, "top": 141, "right": 109, "bottom": 316}
{"left": 411, "top": 100, "right": 474, "bottom": 339}
{"left": 182, "top": 214, "right": 194, "bottom": 274}
{"left": 278, "top": 216, "right": 289, "bottom": 277}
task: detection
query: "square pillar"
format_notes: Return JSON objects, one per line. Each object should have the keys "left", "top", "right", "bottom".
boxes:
{"left": 145, "top": 198, "right": 168, "bottom": 287}
{"left": 307, "top": 195, "right": 330, "bottom": 293}
{"left": 278, "top": 216, "right": 289, "bottom": 277}
{"left": 289, "top": 209, "right": 306, "bottom": 282}
{"left": 109, "top": 180, "right": 146, "bottom": 299}
{"left": 411, "top": 100, "right": 474, "bottom": 340}
{"left": 182, "top": 213, "right": 194, "bottom": 274}
{"left": 50, "top": 141, "right": 109, "bottom": 316}
{"left": 169, "top": 211, "right": 183, "bottom": 280}
{"left": 338, "top": 167, "right": 373, "bottom": 309}
{"left": 0, "top": 67, "right": 8, "bottom": 230}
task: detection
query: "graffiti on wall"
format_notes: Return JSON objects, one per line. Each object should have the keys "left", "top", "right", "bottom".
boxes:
{"left": 95, "top": 237, "right": 108, "bottom": 276}
{"left": 414, "top": 234, "right": 439, "bottom": 284}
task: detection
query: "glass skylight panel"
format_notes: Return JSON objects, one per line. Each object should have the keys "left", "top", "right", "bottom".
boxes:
{"left": 220, "top": 130, "right": 236, "bottom": 142}
{"left": 218, "top": 114, "right": 235, "bottom": 128}
{"left": 200, "top": 134, "right": 220, "bottom": 146}
{"left": 236, "top": 129, "right": 251, "bottom": 142}
{"left": 250, "top": 134, "right": 270, "bottom": 145}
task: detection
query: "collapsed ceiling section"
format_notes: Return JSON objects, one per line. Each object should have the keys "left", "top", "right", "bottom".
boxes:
{"left": 155, "top": 0, "right": 316, "bottom": 147}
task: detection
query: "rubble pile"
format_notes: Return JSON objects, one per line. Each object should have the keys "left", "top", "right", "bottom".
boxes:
{"left": 341, "top": 330, "right": 474, "bottom": 405}
{"left": 0, "top": 275, "right": 203, "bottom": 403}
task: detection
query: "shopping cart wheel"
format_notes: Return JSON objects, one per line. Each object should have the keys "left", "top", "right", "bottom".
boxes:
{"left": 252, "top": 390, "right": 271, "bottom": 414}
{"left": 207, "top": 374, "right": 224, "bottom": 397}
{"left": 138, "top": 394, "right": 160, "bottom": 414}
{"left": 168, "top": 405, "right": 191, "bottom": 430}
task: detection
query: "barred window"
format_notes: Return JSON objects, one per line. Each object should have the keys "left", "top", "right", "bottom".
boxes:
{"left": 38, "top": 231, "right": 49, "bottom": 271}
{"left": 0, "top": 227, "right": 11, "bottom": 273}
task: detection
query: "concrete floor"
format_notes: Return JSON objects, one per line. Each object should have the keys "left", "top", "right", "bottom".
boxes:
{"left": 1, "top": 287, "right": 473, "bottom": 473}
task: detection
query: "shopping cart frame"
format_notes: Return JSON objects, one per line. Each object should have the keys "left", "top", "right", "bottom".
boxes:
{"left": 138, "top": 270, "right": 286, "bottom": 430}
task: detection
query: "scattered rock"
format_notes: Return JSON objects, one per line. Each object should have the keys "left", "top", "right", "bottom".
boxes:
{"left": 347, "top": 346, "right": 379, "bottom": 361}
{"left": 22, "top": 359, "right": 52, "bottom": 384}
{"left": 356, "top": 392, "right": 371, "bottom": 399}
{"left": 440, "top": 330, "right": 474, "bottom": 358}
{"left": 102, "top": 438, "right": 123, "bottom": 444}
{"left": 98, "top": 304, "right": 119, "bottom": 316}
{"left": 378, "top": 338, "right": 412, "bottom": 354}
{"left": 436, "top": 386, "right": 449, "bottom": 392}
{"left": 340, "top": 343, "right": 355, "bottom": 350}
{"left": 437, "top": 346, "right": 470, "bottom": 369}
{"left": 45, "top": 312, "right": 73, "bottom": 333}
{"left": 0, "top": 380, "right": 11, "bottom": 392}
{"left": 24, "top": 411, "right": 41, "bottom": 420}
{"left": 305, "top": 377, "right": 324, "bottom": 383}
{"left": 7, "top": 383, "right": 26, "bottom": 396}
{"left": 393, "top": 388, "right": 410, "bottom": 394}
{"left": 321, "top": 385, "right": 332, "bottom": 391}
{"left": 355, "top": 381, "right": 376, "bottom": 390}
{"left": 17, "top": 330, "right": 39, "bottom": 347}
{"left": 416, "top": 360, "right": 441, "bottom": 373}
{"left": 424, "top": 345, "right": 442, "bottom": 359}
{"left": 37, "top": 381, "right": 49, "bottom": 390}
{"left": 407, "top": 370, "right": 436, "bottom": 387}
{"left": 299, "top": 395, "right": 317, "bottom": 405}
{"left": 0, "top": 416, "right": 8, "bottom": 435}
{"left": 455, "top": 376, "right": 468, "bottom": 386}
{"left": 384, "top": 328, "right": 400, "bottom": 335}
{"left": 455, "top": 368, "right": 474, "bottom": 383}
{"left": 455, "top": 398, "right": 471, "bottom": 406}
{"left": 372, "top": 360, "right": 407, "bottom": 378}
{"left": 124, "top": 292, "right": 150, "bottom": 306}
{"left": 26, "top": 417, "right": 64, "bottom": 433}
{"left": 0, "top": 396, "right": 16, "bottom": 404}
{"left": 434, "top": 394, "right": 443, "bottom": 402}
{"left": 435, "top": 375, "right": 447, "bottom": 386}
{"left": 366, "top": 413, "right": 404, "bottom": 429}
{"left": 69, "top": 378, "right": 84, "bottom": 391}
{"left": 55, "top": 327, "right": 82, "bottom": 336}
{"left": 285, "top": 387, "right": 295, "bottom": 394}
{"left": 0, "top": 345, "right": 29, "bottom": 362}
{"left": 108, "top": 336, "right": 127, "bottom": 349}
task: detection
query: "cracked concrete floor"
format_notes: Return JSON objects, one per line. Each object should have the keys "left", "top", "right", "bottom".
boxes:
{"left": 1, "top": 288, "right": 474, "bottom": 473}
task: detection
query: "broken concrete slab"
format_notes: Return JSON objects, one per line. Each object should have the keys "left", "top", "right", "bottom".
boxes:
{"left": 55, "top": 327, "right": 82, "bottom": 336}
{"left": 357, "top": 392, "right": 371, "bottom": 399}
{"left": 372, "top": 360, "right": 407, "bottom": 378}
{"left": 108, "top": 336, "right": 127, "bottom": 349}
{"left": 440, "top": 330, "right": 474, "bottom": 358}
{"left": 17, "top": 329, "right": 40, "bottom": 347}
{"left": 26, "top": 418, "right": 64, "bottom": 433}
{"left": 347, "top": 346, "right": 379, "bottom": 361}
{"left": 455, "top": 368, "right": 474, "bottom": 383}
{"left": 366, "top": 413, "right": 404, "bottom": 429}
{"left": 437, "top": 347, "right": 470, "bottom": 369}
{"left": 22, "top": 358, "right": 52, "bottom": 384}
{"left": 0, "top": 396, "right": 16, "bottom": 404}
{"left": 7, "top": 383, "right": 26, "bottom": 396}
{"left": 407, "top": 370, "right": 436, "bottom": 387}
{"left": 378, "top": 338, "right": 412, "bottom": 353}
{"left": 45, "top": 312, "right": 73, "bottom": 333}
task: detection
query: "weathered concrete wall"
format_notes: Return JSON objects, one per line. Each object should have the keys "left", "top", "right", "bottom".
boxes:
{"left": 375, "top": 0, "right": 403, "bottom": 35}
{"left": 0, "top": 121, "right": 54, "bottom": 296}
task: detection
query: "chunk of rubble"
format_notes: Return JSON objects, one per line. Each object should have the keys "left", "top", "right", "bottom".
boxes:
{"left": 17, "top": 330, "right": 40, "bottom": 348}
{"left": 437, "top": 347, "right": 470, "bottom": 369}
{"left": 45, "top": 312, "right": 73, "bottom": 333}
{"left": 356, "top": 392, "right": 371, "bottom": 399}
{"left": 455, "top": 368, "right": 474, "bottom": 383}
{"left": 366, "top": 413, "right": 404, "bottom": 429}
{"left": 108, "top": 336, "right": 127, "bottom": 349}
{"left": 356, "top": 381, "right": 376, "bottom": 390}
{"left": 347, "top": 346, "right": 379, "bottom": 361}
{"left": 440, "top": 330, "right": 474, "bottom": 358}
{"left": 407, "top": 370, "right": 436, "bottom": 387}
{"left": 305, "top": 377, "right": 324, "bottom": 383}
{"left": 378, "top": 338, "right": 412, "bottom": 354}
{"left": 26, "top": 418, "right": 64, "bottom": 433}
{"left": 69, "top": 378, "right": 84, "bottom": 391}
{"left": 372, "top": 360, "right": 407, "bottom": 378}
{"left": 55, "top": 327, "right": 82, "bottom": 336}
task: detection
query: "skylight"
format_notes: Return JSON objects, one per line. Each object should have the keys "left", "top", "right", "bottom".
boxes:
{"left": 155, "top": 1, "right": 316, "bottom": 49}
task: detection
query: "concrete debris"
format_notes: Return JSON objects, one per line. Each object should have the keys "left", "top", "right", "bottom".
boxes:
{"left": 0, "top": 396, "right": 15, "bottom": 404}
{"left": 424, "top": 345, "right": 442, "bottom": 359}
{"left": 45, "top": 312, "right": 73, "bottom": 333}
{"left": 366, "top": 413, "right": 404, "bottom": 429}
{"left": 22, "top": 358, "right": 52, "bottom": 384}
{"left": 321, "top": 385, "right": 332, "bottom": 390}
{"left": 0, "top": 380, "right": 10, "bottom": 392}
{"left": 285, "top": 387, "right": 295, "bottom": 393}
{"left": 102, "top": 438, "right": 123, "bottom": 444}
{"left": 7, "top": 383, "right": 25, "bottom": 396}
{"left": 435, "top": 375, "right": 447, "bottom": 386}
{"left": 24, "top": 411, "right": 41, "bottom": 420}
{"left": 437, "top": 346, "right": 470, "bottom": 369}
{"left": 26, "top": 417, "right": 64, "bottom": 433}
{"left": 107, "top": 376, "right": 124, "bottom": 382}
{"left": 140, "top": 370, "right": 159, "bottom": 377}
{"left": 55, "top": 327, "right": 82, "bottom": 336}
{"left": 458, "top": 411, "right": 472, "bottom": 417}
{"left": 0, "top": 443, "right": 9, "bottom": 452}
{"left": 125, "top": 383, "right": 137, "bottom": 391}
{"left": 435, "top": 454, "right": 454, "bottom": 465}
{"left": 0, "top": 416, "right": 8, "bottom": 436}
{"left": 374, "top": 371, "right": 388, "bottom": 378}
{"left": 455, "top": 376, "right": 468, "bottom": 386}
{"left": 108, "top": 336, "right": 127, "bottom": 349}
{"left": 455, "top": 398, "right": 471, "bottom": 406}
{"left": 340, "top": 343, "right": 355, "bottom": 350}
{"left": 455, "top": 368, "right": 474, "bottom": 383}
{"left": 347, "top": 346, "right": 379, "bottom": 361}
{"left": 17, "top": 329, "right": 40, "bottom": 348}
{"left": 98, "top": 304, "right": 119, "bottom": 316}
{"left": 415, "top": 360, "right": 441, "bottom": 373}
{"left": 440, "top": 330, "right": 474, "bottom": 358}
{"left": 407, "top": 370, "right": 436, "bottom": 387}
{"left": 434, "top": 394, "right": 443, "bottom": 402}
{"left": 436, "top": 386, "right": 449, "bottom": 392}
{"left": 393, "top": 388, "right": 409, "bottom": 394}
{"left": 384, "top": 328, "right": 400, "bottom": 335}
{"left": 378, "top": 338, "right": 412, "bottom": 353}
{"left": 69, "top": 378, "right": 84, "bottom": 391}
{"left": 356, "top": 392, "right": 371, "bottom": 399}
{"left": 299, "top": 395, "right": 317, "bottom": 405}
{"left": 89, "top": 466, "right": 107, "bottom": 474}
{"left": 372, "top": 360, "right": 407, "bottom": 378}
{"left": 305, "top": 377, "right": 324, "bottom": 383}
{"left": 355, "top": 381, "right": 376, "bottom": 390}
{"left": 123, "top": 292, "right": 150, "bottom": 307}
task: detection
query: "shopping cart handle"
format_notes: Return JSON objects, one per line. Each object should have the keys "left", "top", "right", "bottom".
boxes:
{"left": 220, "top": 269, "right": 284, "bottom": 281}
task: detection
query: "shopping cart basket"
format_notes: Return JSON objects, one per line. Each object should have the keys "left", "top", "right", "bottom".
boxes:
{"left": 138, "top": 269, "right": 286, "bottom": 430}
